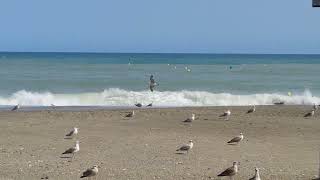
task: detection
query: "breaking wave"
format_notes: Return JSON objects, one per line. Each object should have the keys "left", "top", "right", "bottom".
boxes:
{"left": 0, "top": 89, "right": 319, "bottom": 106}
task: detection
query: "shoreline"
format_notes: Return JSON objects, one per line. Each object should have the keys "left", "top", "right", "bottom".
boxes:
{"left": 0, "top": 104, "right": 316, "bottom": 112}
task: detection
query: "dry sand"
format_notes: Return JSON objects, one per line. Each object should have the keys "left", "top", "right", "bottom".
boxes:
{"left": 0, "top": 105, "right": 319, "bottom": 180}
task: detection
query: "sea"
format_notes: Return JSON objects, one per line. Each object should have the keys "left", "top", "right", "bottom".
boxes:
{"left": 0, "top": 52, "right": 320, "bottom": 107}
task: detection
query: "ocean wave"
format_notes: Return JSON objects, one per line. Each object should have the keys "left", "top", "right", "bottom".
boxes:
{"left": 0, "top": 89, "right": 319, "bottom": 106}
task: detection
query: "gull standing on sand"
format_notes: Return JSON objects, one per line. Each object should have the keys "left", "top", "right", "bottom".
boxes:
{"left": 247, "top": 105, "right": 256, "bottom": 113}
{"left": 227, "top": 133, "right": 244, "bottom": 144}
{"left": 217, "top": 162, "right": 239, "bottom": 179}
{"left": 183, "top": 113, "right": 195, "bottom": 123}
{"left": 126, "top": 110, "right": 135, "bottom": 117}
{"left": 65, "top": 127, "right": 79, "bottom": 138}
{"left": 176, "top": 140, "right": 193, "bottom": 154}
{"left": 313, "top": 103, "right": 318, "bottom": 110}
{"left": 274, "top": 101, "right": 285, "bottom": 105}
{"left": 50, "top": 104, "right": 57, "bottom": 109}
{"left": 304, "top": 110, "right": 315, "bottom": 117}
{"left": 249, "top": 167, "right": 261, "bottom": 180}
{"left": 11, "top": 104, "right": 20, "bottom": 111}
{"left": 220, "top": 110, "right": 231, "bottom": 120}
{"left": 80, "top": 165, "right": 99, "bottom": 178}
{"left": 62, "top": 141, "right": 80, "bottom": 159}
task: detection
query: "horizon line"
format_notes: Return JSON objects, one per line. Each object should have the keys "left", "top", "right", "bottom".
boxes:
{"left": 1, "top": 51, "right": 320, "bottom": 55}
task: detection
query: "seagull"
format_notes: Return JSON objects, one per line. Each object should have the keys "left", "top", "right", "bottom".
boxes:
{"left": 217, "top": 162, "right": 239, "bottom": 179}
{"left": 80, "top": 165, "right": 99, "bottom": 178}
{"left": 220, "top": 110, "right": 231, "bottom": 120}
{"left": 176, "top": 140, "right": 193, "bottom": 154}
{"left": 183, "top": 113, "right": 195, "bottom": 123}
{"left": 50, "top": 104, "right": 57, "bottom": 110}
{"left": 126, "top": 111, "right": 135, "bottom": 118}
{"left": 65, "top": 127, "right": 79, "bottom": 138}
{"left": 247, "top": 105, "right": 256, "bottom": 113}
{"left": 274, "top": 101, "right": 284, "bottom": 105}
{"left": 313, "top": 104, "right": 318, "bottom": 110}
{"left": 304, "top": 110, "right": 315, "bottom": 117}
{"left": 249, "top": 167, "right": 261, "bottom": 180}
{"left": 135, "top": 103, "right": 142, "bottom": 107}
{"left": 62, "top": 141, "right": 80, "bottom": 159}
{"left": 227, "top": 133, "right": 244, "bottom": 144}
{"left": 146, "top": 103, "right": 152, "bottom": 107}
{"left": 11, "top": 104, "right": 20, "bottom": 111}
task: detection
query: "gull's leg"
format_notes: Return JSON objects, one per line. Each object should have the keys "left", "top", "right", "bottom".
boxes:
{"left": 71, "top": 153, "right": 75, "bottom": 162}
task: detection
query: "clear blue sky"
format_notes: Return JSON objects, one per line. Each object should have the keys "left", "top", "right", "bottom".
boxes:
{"left": 0, "top": 0, "right": 319, "bottom": 54}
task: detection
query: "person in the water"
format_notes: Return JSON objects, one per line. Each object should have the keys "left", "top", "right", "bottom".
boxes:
{"left": 149, "top": 75, "right": 158, "bottom": 92}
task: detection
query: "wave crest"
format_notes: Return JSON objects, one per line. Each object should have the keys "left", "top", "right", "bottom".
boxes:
{"left": 0, "top": 89, "right": 319, "bottom": 106}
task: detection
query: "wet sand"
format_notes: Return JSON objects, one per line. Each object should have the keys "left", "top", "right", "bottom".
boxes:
{"left": 0, "top": 105, "right": 319, "bottom": 180}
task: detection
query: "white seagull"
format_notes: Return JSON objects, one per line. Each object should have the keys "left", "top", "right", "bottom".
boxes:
{"left": 176, "top": 140, "right": 193, "bottom": 154}
{"left": 217, "top": 161, "right": 239, "bottom": 179}
{"left": 65, "top": 127, "right": 79, "bottom": 138}
{"left": 183, "top": 113, "right": 195, "bottom": 123}
{"left": 80, "top": 165, "right": 99, "bottom": 178}
{"left": 62, "top": 141, "right": 80, "bottom": 159}
{"left": 247, "top": 105, "right": 256, "bottom": 114}
{"left": 227, "top": 133, "right": 244, "bottom": 144}
{"left": 304, "top": 110, "right": 315, "bottom": 118}
{"left": 313, "top": 103, "right": 318, "bottom": 110}
{"left": 249, "top": 167, "right": 261, "bottom": 180}
{"left": 11, "top": 104, "right": 20, "bottom": 111}
{"left": 126, "top": 110, "right": 135, "bottom": 118}
{"left": 220, "top": 110, "right": 231, "bottom": 120}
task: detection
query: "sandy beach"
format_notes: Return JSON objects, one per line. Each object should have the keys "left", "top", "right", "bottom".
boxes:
{"left": 0, "top": 105, "right": 319, "bottom": 180}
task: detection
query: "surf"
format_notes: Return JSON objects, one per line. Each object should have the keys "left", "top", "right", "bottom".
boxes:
{"left": 0, "top": 89, "right": 319, "bottom": 107}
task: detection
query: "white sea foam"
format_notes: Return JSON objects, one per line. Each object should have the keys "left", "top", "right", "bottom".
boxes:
{"left": 0, "top": 89, "right": 319, "bottom": 106}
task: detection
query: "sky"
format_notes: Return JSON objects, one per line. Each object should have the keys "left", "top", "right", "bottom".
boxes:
{"left": 0, "top": 0, "right": 319, "bottom": 54}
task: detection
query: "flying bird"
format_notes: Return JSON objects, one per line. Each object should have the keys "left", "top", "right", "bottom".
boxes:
{"left": 304, "top": 110, "right": 315, "bottom": 117}
{"left": 146, "top": 103, "right": 153, "bottom": 107}
{"left": 65, "top": 127, "right": 79, "bottom": 138}
{"left": 176, "top": 140, "right": 193, "bottom": 154}
{"left": 135, "top": 103, "right": 142, "bottom": 107}
{"left": 247, "top": 105, "right": 256, "bottom": 113}
{"left": 11, "top": 104, "right": 20, "bottom": 111}
{"left": 62, "top": 141, "right": 80, "bottom": 159}
{"left": 126, "top": 111, "right": 135, "bottom": 118}
{"left": 217, "top": 162, "right": 239, "bottom": 179}
{"left": 80, "top": 165, "right": 99, "bottom": 178}
{"left": 249, "top": 167, "right": 261, "bottom": 180}
{"left": 183, "top": 113, "right": 195, "bottom": 123}
{"left": 227, "top": 133, "right": 244, "bottom": 144}
{"left": 220, "top": 110, "right": 231, "bottom": 120}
